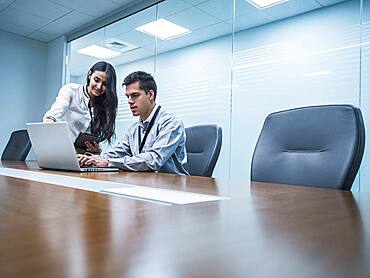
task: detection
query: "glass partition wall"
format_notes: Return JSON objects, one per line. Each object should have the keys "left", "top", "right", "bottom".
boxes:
{"left": 67, "top": 0, "right": 369, "bottom": 191}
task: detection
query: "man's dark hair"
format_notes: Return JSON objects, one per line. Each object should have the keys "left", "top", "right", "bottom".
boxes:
{"left": 122, "top": 71, "right": 157, "bottom": 100}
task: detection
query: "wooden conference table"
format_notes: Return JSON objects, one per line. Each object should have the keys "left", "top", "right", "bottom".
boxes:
{"left": 0, "top": 161, "right": 370, "bottom": 277}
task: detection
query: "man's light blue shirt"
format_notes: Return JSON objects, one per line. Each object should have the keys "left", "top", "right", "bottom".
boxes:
{"left": 102, "top": 105, "right": 189, "bottom": 175}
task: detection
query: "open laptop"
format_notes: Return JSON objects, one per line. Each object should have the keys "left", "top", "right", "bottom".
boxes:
{"left": 26, "top": 122, "right": 119, "bottom": 172}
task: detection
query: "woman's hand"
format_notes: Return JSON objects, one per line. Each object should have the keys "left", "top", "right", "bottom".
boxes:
{"left": 44, "top": 117, "right": 56, "bottom": 123}
{"left": 84, "top": 140, "right": 101, "bottom": 154}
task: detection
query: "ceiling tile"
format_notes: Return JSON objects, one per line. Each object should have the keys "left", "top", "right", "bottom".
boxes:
{"left": 70, "top": 28, "right": 106, "bottom": 51}
{"left": 48, "top": 0, "right": 89, "bottom": 9}
{"left": 104, "top": 19, "right": 133, "bottom": 38}
{"left": 262, "top": 0, "right": 321, "bottom": 19}
{"left": 75, "top": 0, "right": 120, "bottom": 17}
{"left": 182, "top": 0, "right": 208, "bottom": 5}
{"left": 157, "top": 0, "right": 192, "bottom": 18}
{"left": 110, "top": 0, "right": 134, "bottom": 5}
{"left": 53, "top": 10, "right": 93, "bottom": 30}
{"left": 0, "top": 4, "right": 8, "bottom": 12}
{"left": 0, "top": 0, "right": 139, "bottom": 42}
{"left": 0, "top": 0, "right": 13, "bottom": 5}
{"left": 195, "top": 0, "right": 233, "bottom": 21}
{"left": 116, "top": 29, "right": 156, "bottom": 47}
{"left": 197, "top": 0, "right": 269, "bottom": 21}
{"left": 0, "top": 7, "right": 50, "bottom": 29}
{"left": 11, "top": 0, "right": 72, "bottom": 20}
{"left": 0, "top": 19, "right": 36, "bottom": 35}
{"left": 166, "top": 6, "right": 221, "bottom": 31}
{"left": 50, "top": 0, "right": 120, "bottom": 17}
{"left": 315, "top": 0, "right": 348, "bottom": 6}
{"left": 38, "top": 21, "right": 71, "bottom": 35}
{"left": 27, "top": 31, "right": 57, "bottom": 42}
{"left": 193, "top": 21, "right": 232, "bottom": 41}
{"left": 118, "top": 6, "right": 157, "bottom": 28}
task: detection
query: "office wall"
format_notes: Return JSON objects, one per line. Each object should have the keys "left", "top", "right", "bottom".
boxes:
{"left": 44, "top": 36, "right": 66, "bottom": 112}
{"left": 231, "top": 0, "right": 362, "bottom": 184}
{"left": 0, "top": 31, "right": 46, "bottom": 155}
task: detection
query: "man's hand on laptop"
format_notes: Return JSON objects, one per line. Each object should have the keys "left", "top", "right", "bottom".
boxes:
{"left": 77, "top": 154, "right": 109, "bottom": 167}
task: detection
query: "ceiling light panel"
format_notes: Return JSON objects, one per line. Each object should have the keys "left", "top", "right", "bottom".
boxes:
{"left": 246, "top": 0, "right": 289, "bottom": 9}
{"left": 136, "top": 19, "right": 191, "bottom": 40}
{"left": 77, "top": 45, "right": 121, "bottom": 59}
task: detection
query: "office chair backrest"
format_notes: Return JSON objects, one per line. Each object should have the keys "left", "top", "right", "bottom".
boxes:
{"left": 185, "top": 124, "right": 222, "bottom": 177}
{"left": 1, "top": 129, "right": 32, "bottom": 161}
{"left": 251, "top": 105, "right": 365, "bottom": 190}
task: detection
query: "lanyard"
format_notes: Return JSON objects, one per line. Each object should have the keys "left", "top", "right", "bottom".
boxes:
{"left": 138, "top": 106, "right": 161, "bottom": 153}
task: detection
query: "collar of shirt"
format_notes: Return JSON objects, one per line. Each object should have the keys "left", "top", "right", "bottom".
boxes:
{"left": 81, "top": 85, "right": 90, "bottom": 108}
{"left": 139, "top": 104, "right": 158, "bottom": 131}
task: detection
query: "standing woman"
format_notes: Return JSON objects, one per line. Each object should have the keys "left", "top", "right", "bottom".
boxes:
{"left": 43, "top": 61, "right": 118, "bottom": 153}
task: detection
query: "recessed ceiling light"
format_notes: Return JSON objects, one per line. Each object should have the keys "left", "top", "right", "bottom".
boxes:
{"left": 77, "top": 44, "right": 121, "bottom": 59}
{"left": 136, "top": 19, "right": 191, "bottom": 40}
{"left": 303, "top": 70, "right": 332, "bottom": 77}
{"left": 246, "top": 0, "right": 289, "bottom": 9}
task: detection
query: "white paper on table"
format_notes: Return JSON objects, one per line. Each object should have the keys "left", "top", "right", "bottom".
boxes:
{"left": 100, "top": 186, "right": 229, "bottom": 205}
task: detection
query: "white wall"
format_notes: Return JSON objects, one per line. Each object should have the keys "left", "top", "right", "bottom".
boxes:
{"left": 0, "top": 31, "right": 46, "bottom": 156}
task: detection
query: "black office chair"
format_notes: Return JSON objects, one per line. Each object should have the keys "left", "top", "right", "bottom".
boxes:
{"left": 185, "top": 124, "right": 222, "bottom": 177}
{"left": 1, "top": 130, "right": 32, "bottom": 161}
{"left": 251, "top": 105, "right": 365, "bottom": 190}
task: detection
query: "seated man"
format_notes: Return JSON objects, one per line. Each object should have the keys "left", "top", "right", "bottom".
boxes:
{"left": 78, "top": 71, "right": 189, "bottom": 175}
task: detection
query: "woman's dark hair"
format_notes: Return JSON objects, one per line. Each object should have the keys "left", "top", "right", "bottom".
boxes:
{"left": 122, "top": 71, "right": 157, "bottom": 100}
{"left": 87, "top": 61, "right": 118, "bottom": 144}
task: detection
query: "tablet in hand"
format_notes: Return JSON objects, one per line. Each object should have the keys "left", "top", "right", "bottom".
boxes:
{"left": 74, "top": 132, "right": 103, "bottom": 150}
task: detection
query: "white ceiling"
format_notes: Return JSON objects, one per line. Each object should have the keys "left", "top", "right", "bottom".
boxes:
{"left": 0, "top": 0, "right": 137, "bottom": 42}
{"left": 68, "top": 0, "right": 348, "bottom": 76}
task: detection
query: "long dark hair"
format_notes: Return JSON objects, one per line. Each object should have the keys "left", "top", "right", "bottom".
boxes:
{"left": 87, "top": 61, "right": 117, "bottom": 144}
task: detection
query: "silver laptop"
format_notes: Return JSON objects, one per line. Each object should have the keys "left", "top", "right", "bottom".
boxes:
{"left": 26, "top": 122, "right": 119, "bottom": 172}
